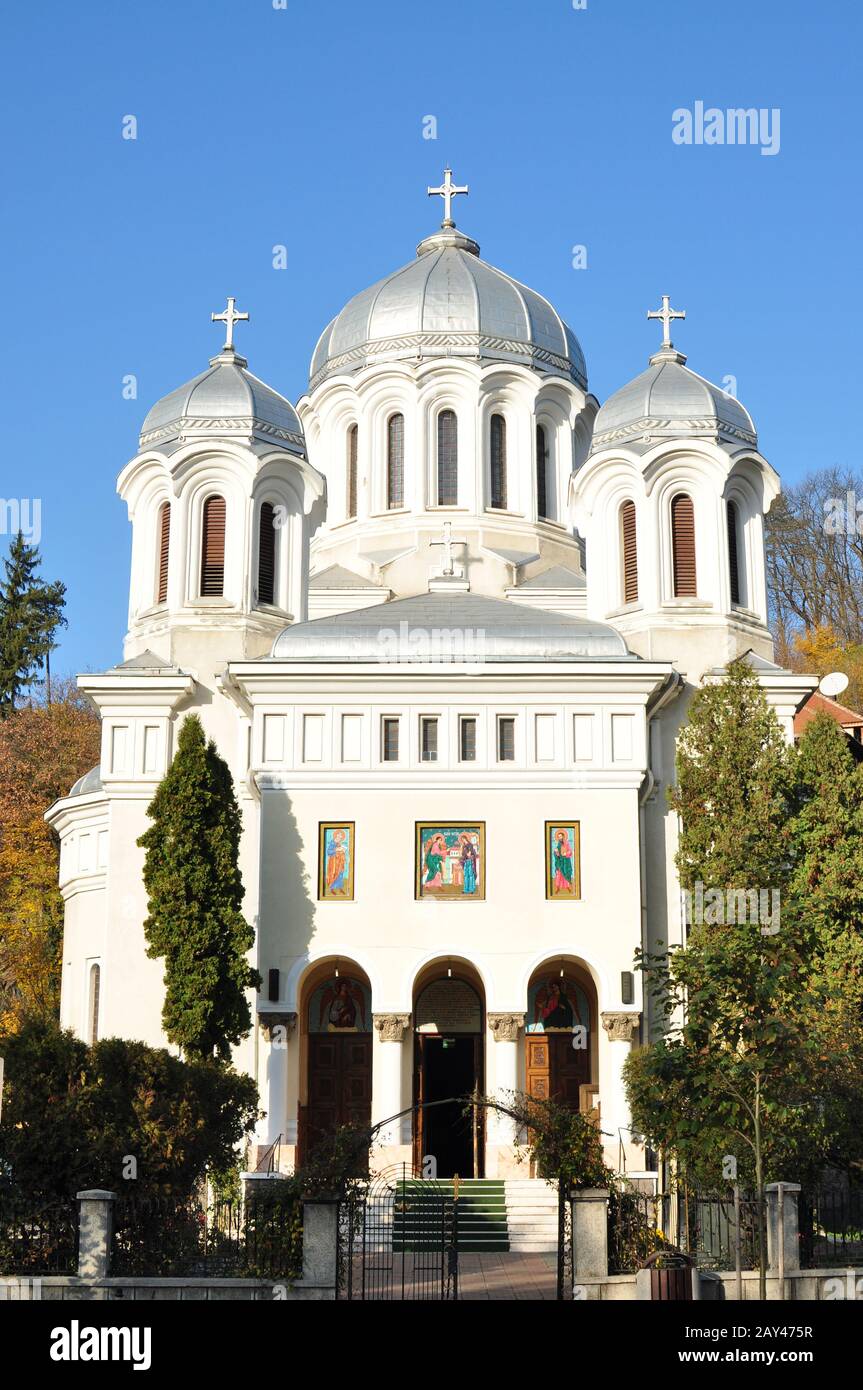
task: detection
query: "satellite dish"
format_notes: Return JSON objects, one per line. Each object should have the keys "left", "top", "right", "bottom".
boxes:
{"left": 819, "top": 671, "right": 849, "bottom": 699}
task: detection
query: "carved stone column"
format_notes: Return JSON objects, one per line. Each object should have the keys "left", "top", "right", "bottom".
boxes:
{"left": 488, "top": 1012, "right": 525, "bottom": 1147}
{"left": 600, "top": 1011, "right": 640, "bottom": 1043}
{"left": 257, "top": 1011, "right": 297, "bottom": 1148}
{"left": 600, "top": 1011, "right": 641, "bottom": 1164}
{"left": 372, "top": 1014, "right": 411, "bottom": 1145}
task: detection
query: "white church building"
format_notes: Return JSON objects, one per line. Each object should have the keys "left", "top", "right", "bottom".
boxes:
{"left": 48, "top": 173, "right": 814, "bottom": 1183}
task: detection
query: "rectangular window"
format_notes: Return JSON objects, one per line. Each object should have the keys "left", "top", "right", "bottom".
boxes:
{"left": 459, "top": 716, "right": 477, "bottom": 762}
{"left": 421, "top": 717, "right": 438, "bottom": 762}
{"left": 382, "top": 717, "right": 400, "bottom": 762}
{"left": 497, "top": 716, "right": 516, "bottom": 763}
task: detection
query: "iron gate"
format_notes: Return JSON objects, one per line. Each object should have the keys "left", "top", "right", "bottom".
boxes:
{"left": 337, "top": 1165, "right": 459, "bottom": 1300}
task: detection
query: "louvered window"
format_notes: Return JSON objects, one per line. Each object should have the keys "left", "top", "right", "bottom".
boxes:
{"left": 671, "top": 493, "right": 697, "bottom": 597}
{"left": 490, "top": 414, "right": 507, "bottom": 509}
{"left": 727, "top": 500, "right": 741, "bottom": 605}
{"left": 347, "top": 424, "right": 358, "bottom": 519}
{"left": 460, "top": 717, "right": 477, "bottom": 762}
{"left": 437, "top": 410, "right": 458, "bottom": 505}
{"left": 156, "top": 500, "right": 170, "bottom": 604}
{"left": 258, "top": 501, "right": 276, "bottom": 606}
{"left": 88, "top": 964, "right": 101, "bottom": 1045}
{"left": 382, "top": 717, "right": 400, "bottom": 762}
{"left": 620, "top": 500, "right": 638, "bottom": 604}
{"left": 497, "top": 716, "right": 516, "bottom": 762}
{"left": 421, "top": 717, "right": 438, "bottom": 762}
{"left": 200, "top": 495, "right": 227, "bottom": 596}
{"left": 387, "top": 414, "right": 404, "bottom": 509}
{"left": 536, "top": 424, "right": 549, "bottom": 518}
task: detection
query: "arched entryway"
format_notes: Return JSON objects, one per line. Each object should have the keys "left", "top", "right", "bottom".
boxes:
{"left": 413, "top": 961, "right": 485, "bottom": 1178}
{"left": 298, "top": 958, "right": 372, "bottom": 1163}
{"left": 525, "top": 959, "right": 598, "bottom": 1117}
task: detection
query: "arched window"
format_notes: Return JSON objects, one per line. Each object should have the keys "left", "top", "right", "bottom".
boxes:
{"left": 346, "top": 424, "right": 358, "bottom": 519}
{"left": 490, "top": 413, "right": 507, "bottom": 510}
{"left": 536, "top": 424, "right": 549, "bottom": 518}
{"left": 200, "top": 494, "right": 227, "bottom": 596}
{"left": 671, "top": 492, "right": 697, "bottom": 597}
{"left": 88, "top": 963, "right": 101, "bottom": 1046}
{"left": 620, "top": 499, "right": 638, "bottom": 604}
{"left": 727, "top": 499, "right": 741, "bottom": 605}
{"left": 437, "top": 409, "right": 458, "bottom": 505}
{"left": 257, "top": 501, "right": 276, "bottom": 606}
{"left": 387, "top": 413, "right": 404, "bottom": 509}
{"left": 156, "top": 500, "right": 170, "bottom": 604}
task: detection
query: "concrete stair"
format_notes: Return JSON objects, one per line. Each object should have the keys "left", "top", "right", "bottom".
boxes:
{"left": 504, "top": 1179, "right": 559, "bottom": 1253}
{"left": 393, "top": 1179, "right": 509, "bottom": 1253}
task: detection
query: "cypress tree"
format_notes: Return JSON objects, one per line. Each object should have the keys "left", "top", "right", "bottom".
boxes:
{"left": 0, "top": 532, "right": 66, "bottom": 717}
{"left": 137, "top": 715, "right": 262, "bottom": 1062}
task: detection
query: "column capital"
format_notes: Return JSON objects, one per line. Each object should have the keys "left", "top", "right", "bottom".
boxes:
{"left": 373, "top": 1013, "right": 411, "bottom": 1043}
{"left": 488, "top": 1012, "right": 525, "bottom": 1043}
{"left": 258, "top": 1010, "right": 298, "bottom": 1040}
{"left": 601, "top": 1010, "right": 641, "bottom": 1042}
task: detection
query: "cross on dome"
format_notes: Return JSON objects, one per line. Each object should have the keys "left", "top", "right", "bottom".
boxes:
{"left": 211, "top": 296, "right": 249, "bottom": 351}
{"left": 427, "top": 167, "right": 469, "bottom": 228}
{"left": 430, "top": 521, "right": 467, "bottom": 577}
{"left": 647, "top": 294, "right": 685, "bottom": 350}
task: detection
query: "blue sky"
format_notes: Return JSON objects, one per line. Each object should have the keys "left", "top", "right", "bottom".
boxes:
{"left": 1, "top": 0, "right": 860, "bottom": 675}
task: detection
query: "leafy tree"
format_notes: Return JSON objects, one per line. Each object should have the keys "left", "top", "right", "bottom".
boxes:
{"left": 0, "top": 1018, "right": 259, "bottom": 1200}
{"left": 0, "top": 532, "right": 66, "bottom": 717}
{"left": 0, "top": 680, "right": 101, "bottom": 1029}
{"left": 137, "top": 714, "right": 261, "bottom": 1062}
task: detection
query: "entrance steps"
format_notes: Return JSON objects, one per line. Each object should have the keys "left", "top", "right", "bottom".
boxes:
{"left": 504, "top": 1179, "right": 559, "bottom": 1253}
{"left": 393, "top": 1179, "right": 509, "bottom": 1253}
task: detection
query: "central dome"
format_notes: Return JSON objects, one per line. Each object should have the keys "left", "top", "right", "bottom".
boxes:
{"left": 309, "top": 226, "right": 587, "bottom": 390}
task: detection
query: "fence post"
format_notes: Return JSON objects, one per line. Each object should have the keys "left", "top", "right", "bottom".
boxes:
{"left": 76, "top": 1189, "right": 116, "bottom": 1280}
{"left": 301, "top": 1197, "right": 339, "bottom": 1294}
{"left": 765, "top": 1182, "right": 801, "bottom": 1281}
{"left": 571, "top": 1188, "right": 610, "bottom": 1280}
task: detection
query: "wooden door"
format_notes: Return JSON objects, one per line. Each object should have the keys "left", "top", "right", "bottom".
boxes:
{"left": 306, "top": 1034, "right": 371, "bottom": 1156}
{"left": 526, "top": 1035, "right": 551, "bottom": 1100}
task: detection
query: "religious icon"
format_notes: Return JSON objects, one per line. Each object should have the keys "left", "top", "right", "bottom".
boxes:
{"left": 527, "top": 975, "right": 591, "bottom": 1034}
{"left": 416, "top": 823, "right": 485, "bottom": 900}
{"left": 308, "top": 976, "right": 370, "bottom": 1033}
{"left": 545, "top": 822, "right": 581, "bottom": 899}
{"left": 318, "top": 823, "right": 355, "bottom": 900}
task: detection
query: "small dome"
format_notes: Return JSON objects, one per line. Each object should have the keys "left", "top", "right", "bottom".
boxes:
{"left": 69, "top": 765, "right": 103, "bottom": 798}
{"left": 140, "top": 347, "right": 306, "bottom": 458}
{"left": 310, "top": 227, "right": 587, "bottom": 390}
{"left": 591, "top": 347, "right": 757, "bottom": 454}
{"left": 271, "top": 592, "right": 631, "bottom": 662}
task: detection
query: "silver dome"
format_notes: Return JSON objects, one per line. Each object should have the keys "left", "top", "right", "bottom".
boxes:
{"left": 591, "top": 347, "right": 757, "bottom": 453}
{"left": 271, "top": 592, "right": 631, "bottom": 662}
{"left": 140, "top": 347, "right": 306, "bottom": 457}
{"left": 310, "top": 228, "right": 587, "bottom": 390}
{"left": 68, "top": 765, "right": 103, "bottom": 798}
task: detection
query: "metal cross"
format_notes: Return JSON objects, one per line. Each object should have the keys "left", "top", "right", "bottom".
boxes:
{"left": 430, "top": 521, "right": 467, "bottom": 577}
{"left": 647, "top": 294, "right": 685, "bottom": 349}
{"left": 427, "top": 167, "right": 469, "bottom": 227}
{"left": 211, "top": 296, "right": 249, "bottom": 350}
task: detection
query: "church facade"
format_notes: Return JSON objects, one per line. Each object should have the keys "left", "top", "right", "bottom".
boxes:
{"left": 47, "top": 174, "right": 814, "bottom": 1180}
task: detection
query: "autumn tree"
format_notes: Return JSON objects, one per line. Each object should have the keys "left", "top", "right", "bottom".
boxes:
{"left": 138, "top": 715, "right": 261, "bottom": 1062}
{"left": 0, "top": 531, "right": 66, "bottom": 716}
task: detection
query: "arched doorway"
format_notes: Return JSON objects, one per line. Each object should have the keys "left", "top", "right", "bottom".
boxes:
{"left": 298, "top": 959, "right": 372, "bottom": 1163}
{"left": 413, "top": 964, "right": 485, "bottom": 1178}
{"left": 525, "top": 960, "right": 598, "bottom": 1117}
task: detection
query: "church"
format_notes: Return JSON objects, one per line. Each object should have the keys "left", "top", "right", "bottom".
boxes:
{"left": 47, "top": 171, "right": 814, "bottom": 1191}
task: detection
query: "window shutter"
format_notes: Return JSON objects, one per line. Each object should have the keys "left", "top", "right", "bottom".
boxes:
{"left": 258, "top": 501, "right": 276, "bottom": 605}
{"left": 621, "top": 499, "right": 638, "bottom": 604}
{"left": 671, "top": 493, "right": 697, "bottom": 597}
{"left": 460, "top": 717, "right": 477, "bottom": 762}
{"left": 156, "top": 500, "right": 170, "bottom": 604}
{"left": 347, "top": 424, "right": 358, "bottom": 519}
{"left": 200, "top": 494, "right": 226, "bottom": 596}
{"left": 382, "top": 717, "right": 399, "bottom": 762}
{"left": 536, "top": 424, "right": 548, "bottom": 518}
{"left": 497, "top": 716, "right": 515, "bottom": 762}
{"left": 727, "top": 500, "right": 741, "bottom": 605}
{"left": 437, "top": 410, "right": 458, "bottom": 505}
{"left": 490, "top": 414, "right": 507, "bottom": 509}
{"left": 387, "top": 414, "right": 404, "bottom": 509}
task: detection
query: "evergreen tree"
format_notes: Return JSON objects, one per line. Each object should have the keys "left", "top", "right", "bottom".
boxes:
{"left": 0, "top": 532, "right": 66, "bottom": 716}
{"left": 137, "top": 715, "right": 262, "bottom": 1062}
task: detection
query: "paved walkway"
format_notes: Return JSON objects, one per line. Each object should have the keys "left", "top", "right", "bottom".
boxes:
{"left": 348, "top": 1251, "right": 559, "bottom": 1300}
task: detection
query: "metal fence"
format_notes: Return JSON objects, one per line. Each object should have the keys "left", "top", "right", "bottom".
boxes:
{"left": 799, "top": 1187, "right": 863, "bottom": 1269}
{"left": 111, "top": 1191, "right": 302, "bottom": 1279}
{"left": 0, "top": 1193, "right": 78, "bottom": 1275}
{"left": 608, "top": 1186, "right": 762, "bottom": 1274}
